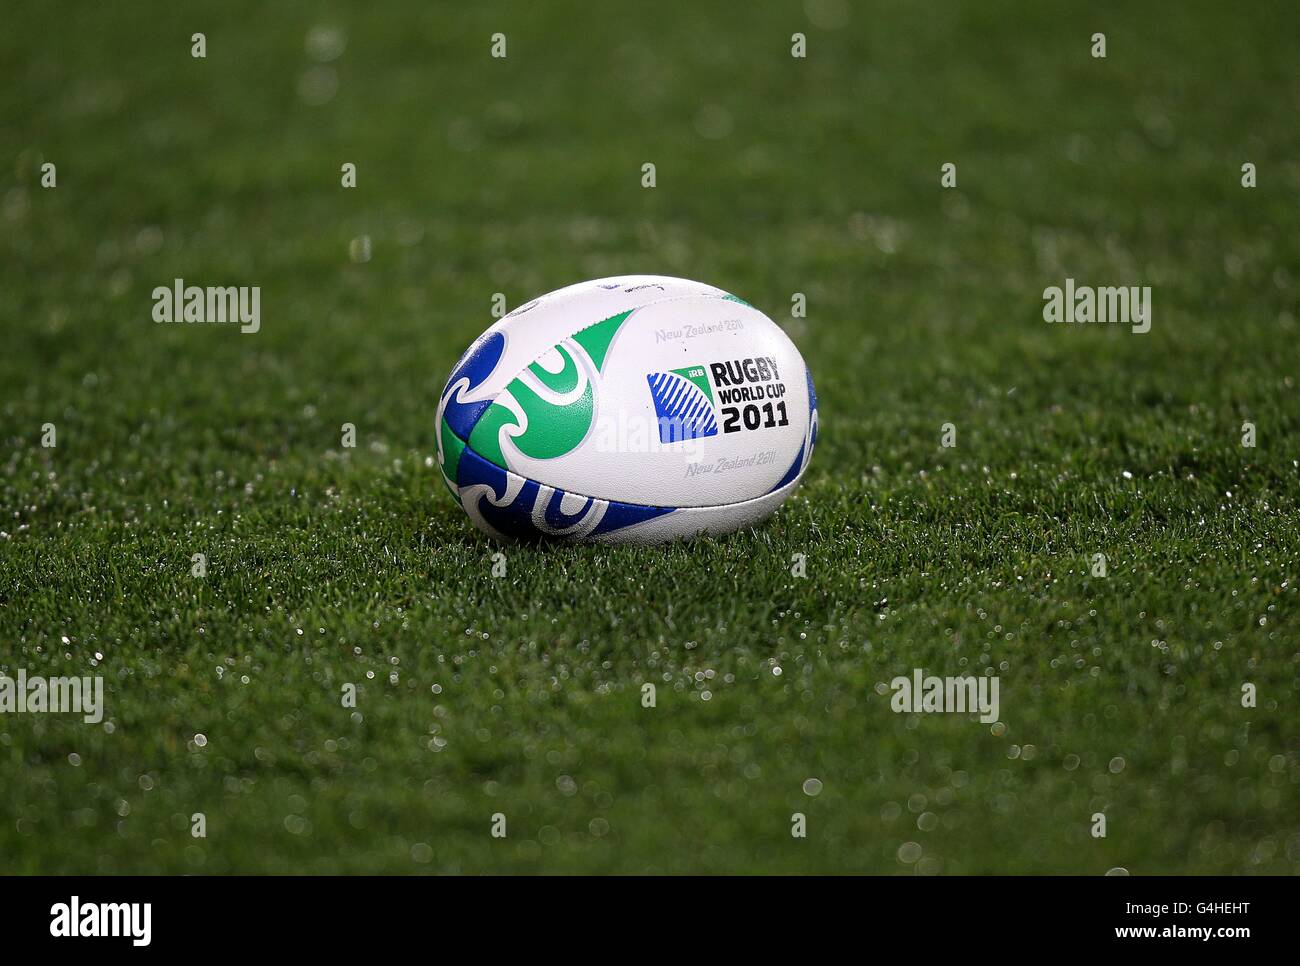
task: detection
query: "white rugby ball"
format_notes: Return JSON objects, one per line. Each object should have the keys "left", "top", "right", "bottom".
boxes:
{"left": 435, "top": 275, "right": 817, "bottom": 544}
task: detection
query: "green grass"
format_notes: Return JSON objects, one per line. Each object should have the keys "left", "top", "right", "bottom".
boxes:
{"left": 2, "top": 0, "right": 1297, "bottom": 874}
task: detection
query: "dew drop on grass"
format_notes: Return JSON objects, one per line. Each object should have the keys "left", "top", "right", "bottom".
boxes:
{"left": 897, "top": 841, "right": 923, "bottom": 864}
{"left": 916, "top": 855, "right": 944, "bottom": 875}
{"left": 305, "top": 25, "right": 347, "bottom": 63}
{"left": 297, "top": 66, "right": 338, "bottom": 106}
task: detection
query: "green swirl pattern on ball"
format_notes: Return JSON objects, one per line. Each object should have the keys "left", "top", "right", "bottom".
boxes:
{"left": 438, "top": 415, "right": 466, "bottom": 497}
{"left": 468, "top": 310, "right": 631, "bottom": 470}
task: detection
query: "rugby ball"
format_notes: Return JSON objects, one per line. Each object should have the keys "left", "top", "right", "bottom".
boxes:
{"left": 435, "top": 275, "right": 817, "bottom": 544}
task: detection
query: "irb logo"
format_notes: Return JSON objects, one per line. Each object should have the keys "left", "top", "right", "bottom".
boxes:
{"left": 646, "top": 367, "right": 718, "bottom": 443}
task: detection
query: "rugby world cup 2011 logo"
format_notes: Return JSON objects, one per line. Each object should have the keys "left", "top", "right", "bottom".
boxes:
{"left": 646, "top": 366, "right": 718, "bottom": 443}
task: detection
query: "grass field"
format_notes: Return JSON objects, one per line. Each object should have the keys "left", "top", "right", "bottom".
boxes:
{"left": 2, "top": 0, "right": 1298, "bottom": 874}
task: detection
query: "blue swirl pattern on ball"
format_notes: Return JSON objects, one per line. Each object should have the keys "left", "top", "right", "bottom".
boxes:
{"left": 455, "top": 446, "right": 675, "bottom": 540}
{"left": 440, "top": 330, "right": 505, "bottom": 440}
